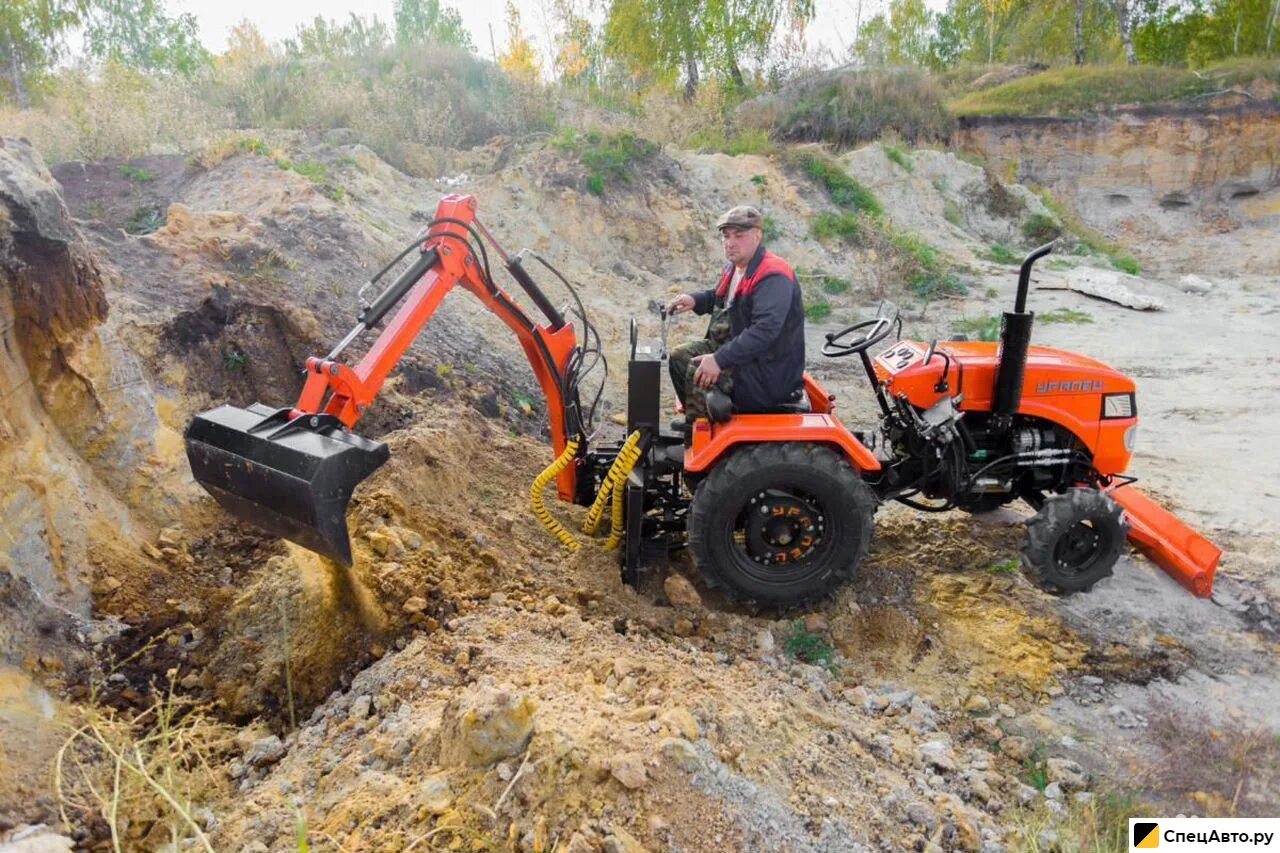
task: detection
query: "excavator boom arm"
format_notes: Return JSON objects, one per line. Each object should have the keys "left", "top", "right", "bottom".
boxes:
{"left": 184, "top": 194, "right": 584, "bottom": 565}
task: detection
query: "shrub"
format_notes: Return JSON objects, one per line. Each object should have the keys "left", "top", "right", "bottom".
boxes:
{"left": 805, "top": 301, "right": 833, "bottom": 321}
{"left": 985, "top": 244, "right": 1019, "bottom": 264}
{"left": 788, "top": 150, "right": 883, "bottom": 216}
{"left": 1022, "top": 212, "right": 1063, "bottom": 244}
{"left": 883, "top": 143, "right": 914, "bottom": 173}
{"left": 782, "top": 621, "right": 837, "bottom": 671}
{"left": 812, "top": 211, "right": 860, "bottom": 243}
{"left": 553, "top": 129, "right": 658, "bottom": 195}
{"left": 745, "top": 65, "right": 954, "bottom": 149}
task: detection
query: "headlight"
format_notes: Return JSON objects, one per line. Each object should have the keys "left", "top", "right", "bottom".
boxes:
{"left": 1124, "top": 425, "right": 1138, "bottom": 451}
{"left": 1102, "top": 392, "right": 1136, "bottom": 419}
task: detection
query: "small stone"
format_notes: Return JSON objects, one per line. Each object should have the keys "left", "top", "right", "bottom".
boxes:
{"left": 421, "top": 773, "right": 453, "bottom": 815}
{"left": 802, "top": 613, "right": 828, "bottom": 633}
{"left": 1036, "top": 829, "right": 1059, "bottom": 849}
{"left": 609, "top": 752, "right": 648, "bottom": 789}
{"left": 672, "top": 618, "right": 694, "bottom": 637}
{"left": 659, "top": 737, "right": 700, "bottom": 770}
{"left": 439, "top": 680, "right": 536, "bottom": 767}
{"left": 349, "top": 695, "right": 373, "bottom": 719}
{"left": 663, "top": 574, "right": 702, "bottom": 609}
{"left": 997, "top": 703, "right": 1016, "bottom": 718}
{"left": 496, "top": 761, "right": 514, "bottom": 781}
{"left": 905, "top": 801, "right": 938, "bottom": 832}
{"left": 999, "top": 735, "right": 1032, "bottom": 762}
{"left": 918, "top": 740, "right": 957, "bottom": 773}
{"left": 963, "top": 693, "right": 991, "bottom": 713}
{"left": 1044, "top": 781, "right": 1063, "bottom": 800}
{"left": 1073, "top": 791, "right": 1095, "bottom": 805}
{"left": 565, "top": 834, "right": 595, "bottom": 853}
{"left": 626, "top": 705, "right": 660, "bottom": 722}
{"left": 244, "top": 735, "right": 287, "bottom": 768}
{"left": 755, "top": 630, "right": 775, "bottom": 655}
{"left": 1046, "top": 757, "right": 1088, "bottom": 790}
{"left": 659, "top": 707, "right": 699, "bottom": 740}
{"left": 402, "top": 596, "right": 428, "bottom": 615}
{"left": 603, "top": 828, "right": 650, "bottom": 853}
{"left": 865, "top": 694, "right": 890, "bottom": 713}
{"left": 141, "top": 542, "right": 164, "bottom": 560}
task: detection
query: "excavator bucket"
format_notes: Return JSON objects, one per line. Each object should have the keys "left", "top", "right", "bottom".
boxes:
{"left": 185, "top": 403, "right": 389, "bottom": 566}
{"left": 1111, "top": 485, "right": 1221, "bottom": 598}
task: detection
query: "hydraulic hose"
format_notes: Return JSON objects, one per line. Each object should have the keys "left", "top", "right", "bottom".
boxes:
{"left": 531, "top": 439, "right": 581, "bottom": 551}
{"left": 582, "top": 431, "right": 643, "bottom": 535}
{"left": 603, "top": 438, "right": 645, "bottom": 552}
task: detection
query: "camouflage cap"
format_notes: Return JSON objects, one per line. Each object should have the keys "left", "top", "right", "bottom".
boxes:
{"left": 716, "top": 205, "right": 763, "bottom": 232}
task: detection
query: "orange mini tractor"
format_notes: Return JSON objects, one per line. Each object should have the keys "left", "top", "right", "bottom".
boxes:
{"left": 186, "top": 195, "right": 1220, "bottom": 610}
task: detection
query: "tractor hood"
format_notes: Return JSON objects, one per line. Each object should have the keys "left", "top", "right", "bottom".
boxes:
{"left": 873, "top": 340, "right": 1136, "bottom": 411}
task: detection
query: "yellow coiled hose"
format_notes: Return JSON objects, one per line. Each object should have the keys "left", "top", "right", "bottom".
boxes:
{"left": 582, "top": 431, "right": 643, "bottom": 535}
{"left": 532, "top": 431, "right": 645, "bottom": 552}
{"left": 530, "top": 439, "right": 581, "bottom": 551}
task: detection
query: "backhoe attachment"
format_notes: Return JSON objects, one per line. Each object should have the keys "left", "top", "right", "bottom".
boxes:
{"left": 185, "top": 194, "right": 584, "bottom": 565}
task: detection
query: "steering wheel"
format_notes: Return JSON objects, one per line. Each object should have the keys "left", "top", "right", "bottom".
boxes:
{"left": 822, "top": 302, "right": 900, "bottom": 358}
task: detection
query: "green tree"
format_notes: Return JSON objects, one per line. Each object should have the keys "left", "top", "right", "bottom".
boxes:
{"left": 498, "top": 1, "right": 540, "bottom": 82}
{"left": 82, "top": 0, "right": 209, "bottom": 75}
{"left": 0, "top": 0, "right": 87, "bottom": 107}
{"left": 285, "top": 13, "right": 391, "bottom": 58}
{"left": 852, "top": 0, "right": 936, "bottom": 66}
{"left": 394, "top": 0, "right": 473, "bottom": 51}
{"left": 603, "top": 0, "right": 812, "bottom": 98}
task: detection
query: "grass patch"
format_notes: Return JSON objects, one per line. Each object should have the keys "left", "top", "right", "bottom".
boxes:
{"left": 805, "top": 300, "right": 833, "bottom": 322}
{"left": 892, "top": 231, "right": 965, "bottom": 300}
{"left": 1022, "top": 212, "right": 1063, "bottom": 245}
{"left": 276, "top": 159, "right": 346, "bottom": 202}
{"left": 1034, "top": 188, "right": 1142, "bottom": 275}
{"left": 223, "top": 350, "right": 247, "bottom": 371}
{"left": 820, "top": 275, "right": 851, "bottom": 295}
{"left": 124, "top": 205, "right": 165, "bottom": 235}
{"left": 686, "top": 126, "right": 774, "bottom": 156}
{"left": 788, "top": 150, "right": 882, "bottom": 216}
{"left": 1039, "top": 308, "right": 1093, "bottom": 325}
{"left": 811, "top": 211, "right": 861, "bottom": 244}
{"left": 781, "top": 621, "right": 837, "bottom": 671}
{"left": 985, "top": 244, "right": 1020, "bottom": 265}
{"left": 1006, "top": 788, "right": 1148, "bottom": 853}
{"left": 762, "top": 214, "right": 781, "bottom": 243}
{"left": 118, "top": 163, "right": 156, "bottom": 182}
{"left": 987, "top": 557, "right": 1020, "bottom": 574}
{"left": 949, "top": 58, "right": 1280, "bottom": 118}
{"left": 954, "top": 314, "right": 1002, "bottom": 342}
{"left": 753, "top": 65, "right": 954, "bottom": 148}
{"left": 882, "top": 143, "right": 914, "bottom": 173}
{"left": 943, "top": 198, "right": 964, "bottom": 226}
{"left": 552, "top": 129, "right": 658, "bottom": 196}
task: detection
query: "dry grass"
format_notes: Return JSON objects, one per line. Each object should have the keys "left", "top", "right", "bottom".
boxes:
{"left": 54, "top": 645, "right": 237, "bottom": 850}
{"left": 740, "top": 65, "right": 955, "bottom": 149}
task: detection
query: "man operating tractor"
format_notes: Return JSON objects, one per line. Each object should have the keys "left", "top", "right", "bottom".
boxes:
{"left": 665, "top": 205, "right": 806, "bottom": 423}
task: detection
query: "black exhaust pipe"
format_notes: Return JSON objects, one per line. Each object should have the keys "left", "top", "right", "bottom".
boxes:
{"left": 992, "top": 241, "right": 1056, "bottom": 418}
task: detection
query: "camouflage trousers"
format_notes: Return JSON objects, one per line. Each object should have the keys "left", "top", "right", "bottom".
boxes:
{"left": 668, "top": 307, "right": 733, "bottom": 421}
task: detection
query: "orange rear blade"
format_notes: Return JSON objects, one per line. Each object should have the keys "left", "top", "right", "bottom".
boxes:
{"left": 1110, "top": 485, "right": 1221, "bottom": 598}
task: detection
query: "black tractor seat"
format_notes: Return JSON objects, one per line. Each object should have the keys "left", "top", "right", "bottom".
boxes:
{"left": 706, "top": 386, "right": 809, "bottom": 423}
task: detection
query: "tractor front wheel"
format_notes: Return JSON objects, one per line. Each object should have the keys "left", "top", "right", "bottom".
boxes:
{"left": 1019, "top": 487, "right": 1129, "bottom": 593}
{"left": 689, "top": 443, "right": 876, "bottom": 610}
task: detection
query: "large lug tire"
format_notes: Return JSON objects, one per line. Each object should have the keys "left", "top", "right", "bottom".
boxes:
{"left": 1019, "top": 487, "right": 1129, "bottom": 593}
{"left": 688, "top": 443, "right": 876, "bottom": 610}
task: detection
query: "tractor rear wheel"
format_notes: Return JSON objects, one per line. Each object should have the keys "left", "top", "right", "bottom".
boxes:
{"left": 1019, "top": 487, "right": 1128, "bottom": 593}
{"left": 689, "top": 443, "right": 875, "bottom": 610}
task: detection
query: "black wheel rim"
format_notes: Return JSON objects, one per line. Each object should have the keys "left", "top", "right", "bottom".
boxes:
{"left": 1052, "top": 519, "right": 1111, "bottom": 578}
{"left": 729, "top": 487, "right": 832, "bottom": 585}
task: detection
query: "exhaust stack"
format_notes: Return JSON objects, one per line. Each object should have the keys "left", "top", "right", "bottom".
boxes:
{"left": 992, "top": 241, "right": 1055, "bottom": 418}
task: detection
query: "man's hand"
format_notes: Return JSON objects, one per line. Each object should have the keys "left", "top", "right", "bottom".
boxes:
{"left": 666, "top": 293, "right": 696, "bottom": 315}
{"left": 692, "top": 354, "right": 722, "bottom": 389}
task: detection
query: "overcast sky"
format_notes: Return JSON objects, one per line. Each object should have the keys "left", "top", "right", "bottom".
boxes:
{"left": 166, "top": 0, "right": 928, "bottom": 67}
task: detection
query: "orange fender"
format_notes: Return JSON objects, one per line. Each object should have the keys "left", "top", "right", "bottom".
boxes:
{"left": 1110, "top": 485, "right": 1221, "bottom": 598}
{"left": 684, "top": 413, "right": 881, "bottom": 474}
